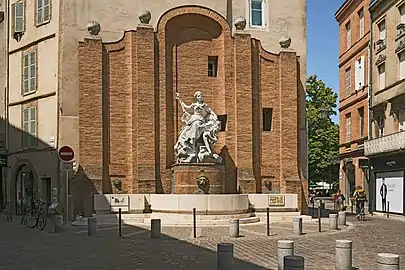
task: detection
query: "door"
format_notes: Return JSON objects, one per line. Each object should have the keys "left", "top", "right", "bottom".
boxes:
{"left": 0, "top": 169, "right": 3, "bottom": 211}
{"left": 42, "top": 177, "right": 52, "bottom": 209}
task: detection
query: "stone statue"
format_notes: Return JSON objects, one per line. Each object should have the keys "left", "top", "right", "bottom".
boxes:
{"left": 174, "top": 91, "right": 222, "bottom": 164}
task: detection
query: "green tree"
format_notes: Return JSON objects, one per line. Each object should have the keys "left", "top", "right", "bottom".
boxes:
{"left": 306, "top": 74, "right": 340, "bottom": 190}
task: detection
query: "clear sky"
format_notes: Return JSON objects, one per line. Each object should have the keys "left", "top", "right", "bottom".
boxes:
{"left": 307, "top": 0, "right": 346, "bottom": 124}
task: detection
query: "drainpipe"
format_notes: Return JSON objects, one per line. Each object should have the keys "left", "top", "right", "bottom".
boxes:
{"left": 367, "top": 13, "right": 374, "bottom": 213}
{"left": 4, "top": 0, "right": 10, "bottom": 207}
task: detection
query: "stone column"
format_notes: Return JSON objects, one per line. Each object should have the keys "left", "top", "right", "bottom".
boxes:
{"left": 135, "top": 18, "right": 156, "bottom": 193}
{"left": 338, "top": 211, "right": 346, "bottom": 226}
{"left": 278, "top": 240, "right": 294, "bottom": 270}
{"left": 335, "top": 240, "right": 352, "bottom": 270}
{"left": 377, "top": 253, "right": 400, "bottom": 270}
{"left": 329, "top": 213, "right": 338, "bottom": 230}
{"left": 229, "top": 219, "right": 239, "bottom": 238}
{"left": 292, "top": 216, "right": 303, "bottom": 235}
{"left": 234, "top": 27, "right": 255, "bottom": 193}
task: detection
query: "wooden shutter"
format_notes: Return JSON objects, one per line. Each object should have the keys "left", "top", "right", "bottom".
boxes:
{"left": 23, "top": 53, "right": 29, "bottom": 94}
{"left": 29, "top": 52, "right": 36, "bottom": 92}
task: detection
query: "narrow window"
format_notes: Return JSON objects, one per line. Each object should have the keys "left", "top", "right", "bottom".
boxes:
{"left": 358, "top": 107, "right": 364, "bottom": 138}
{"left": 208, "top": 56, "right": 218, "bottom": 77}
{"left": 23, "top": 107, "right": 37, "bottom": 148}
{"left": 399, "top": 109, "right": 405, "bottom": 131}
{"left": 22, "top": 51, "right": 37, "bottom": 94}
{"left": 400, "top": 4, "right": 405, "bottom": 23}
{"left": 250, "top": 0, "right": 264, "bottom": 27}
{"left": 378, "top": 63, "right": 386, "bottom": 90}
{"left": 359, "top": 9, "right": 364, "bottom": 38}
{"left": 36, "top": 0, "right": 51, "bottom": 25}
{"left": 346, "top": 113, "right": 351, "bottom": 143}
{"left": 345, "top": 67, "right": 351, "bottom": 97}
{"left": 12, "top": 1, "right": 25, "bottom": 36}
{"left": 379, "top": 117, "right": 385, "bottom": 137}
{"left": 378, "top": 20, "right": 386, "bottom": 43}
{"left": 263, "top": 108, "right": 273, "bottom": 131}
{"left": 399, "top": 52, "right": 405, "bottom": 80}
{"left": 217, "top": 115, "right": 227, "bottom": 131}
{"left": 346, "top": 22, "right": 351, "bottom": 48}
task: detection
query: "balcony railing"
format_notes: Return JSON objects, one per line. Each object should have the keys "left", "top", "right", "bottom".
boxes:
{"left": 364, "top": 131, "right": 405, "bottom": 156}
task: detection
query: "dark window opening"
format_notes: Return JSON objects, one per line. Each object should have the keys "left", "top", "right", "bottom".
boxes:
{"left": 358, "top": 107, "right": 364, "bottom": 138}
{"left": 208, "top": 56, "right": 218, "bottom": 77}
{"left": 263, "top": 108, "right": 273, "bottom": 131}
{"left": 217, "top": 115, "right": 227, "bottom": 131}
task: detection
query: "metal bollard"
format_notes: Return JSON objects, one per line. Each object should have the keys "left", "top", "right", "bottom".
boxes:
{"left": 387, "top": 201, "right": 390, "bottom": 218}
{"left": 318, "top": 206, "right": 322, "bottom": 232}
{"left": 329, "top": 213, "right": 338, "bottom": 230}
{"left": 217, "top": 243, "right": 234, "bottom": 270}
{"left": 292, "top": 216, "right": 303, "bottom": 235}
{"left": 151, "top": 219, "right": 161, "bottom": 239}
{"left": 377, "top": 253, "right": 400, "bottom": 270}
{"left": 335, "top": 240, "right": 352, "bottom": 270}
{"left": 229, "top": 219, "right": 239, "bottom": 238}
{"left": 284, "top": 255, "right": 304, "bottom": 270}
{"left": 87, "top": 217, "right": 97, "bottom": 236}
{"left": 338, "top": 211, "right": 346, "bottom": 226}
{"left": 277, "top": 240, "right": 294, "bottom": 270}
{"left": 193, "top": 208, "right": 197, "bottom": 238}
{"left": 118, "top": 208, "right": 122, "bottom": 237}
{"left": 52, "top": 214, "right": 64, "bottom": 233}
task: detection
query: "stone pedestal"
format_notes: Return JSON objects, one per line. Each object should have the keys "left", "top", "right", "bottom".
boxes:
{"left": 171, "top": 163, "right": 225, "bottom": 194}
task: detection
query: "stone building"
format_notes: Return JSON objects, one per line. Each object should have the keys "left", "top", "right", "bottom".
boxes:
{"left": 0, "top": 0, "right": 307, "bottom": 216}
{"left": 365, "top": 0, "right": 405, "bottom": 215}
{"left": 335, "top": 0, "right": 371, "bottom": 202}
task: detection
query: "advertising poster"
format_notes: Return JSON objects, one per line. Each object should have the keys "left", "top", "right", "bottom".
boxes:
{"left": 375, "top": 171, "right": 404, "bottom": 214}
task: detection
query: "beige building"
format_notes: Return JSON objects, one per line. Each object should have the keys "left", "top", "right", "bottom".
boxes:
{"left": 0, "top": 0, "right": 307, "bottom": 216}
{"left": 365, "top": 0, "right": 405, "bottom": 215}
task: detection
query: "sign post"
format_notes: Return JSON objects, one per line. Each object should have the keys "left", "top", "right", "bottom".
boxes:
{"left": 58, "top": 146, "right": 74, "bottom": 223}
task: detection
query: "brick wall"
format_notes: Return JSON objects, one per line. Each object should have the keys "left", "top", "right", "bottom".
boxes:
{"left": 77, "top": 7, "right": 306, "bottom": 210}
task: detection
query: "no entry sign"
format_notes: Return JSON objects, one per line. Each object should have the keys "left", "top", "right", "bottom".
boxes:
{"left": 58, "top": 146, "right": 74, "bottom": 162}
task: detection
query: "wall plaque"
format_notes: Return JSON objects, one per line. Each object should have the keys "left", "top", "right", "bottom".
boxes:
{"left": 268, "top": 195, "right": 285, "bottom": 206}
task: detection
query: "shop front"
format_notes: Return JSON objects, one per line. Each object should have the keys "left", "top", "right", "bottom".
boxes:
{"left": 369, "top": 153, "right": 405, "bottom": 215}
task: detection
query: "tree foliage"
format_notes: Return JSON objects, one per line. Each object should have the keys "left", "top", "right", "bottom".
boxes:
{"left": 306, "top": 74, "right": 339, "bottom": 188}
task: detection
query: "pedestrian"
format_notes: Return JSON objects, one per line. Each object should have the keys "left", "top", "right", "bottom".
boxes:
{"left": 336, "top": 190, "right": 345, "bottom": 211}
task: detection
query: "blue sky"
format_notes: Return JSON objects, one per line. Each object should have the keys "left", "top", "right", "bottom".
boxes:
{"left": 307, "top": 0, "right": 346, "bottom": 123}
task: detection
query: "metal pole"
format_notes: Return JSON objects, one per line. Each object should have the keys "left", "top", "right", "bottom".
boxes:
{"left": 119, "top": 208, "right": 122, "bottom": 237}
{"left": 193, "top": 208, "right": 196, "bottom": 238}
{"left": 64, "top": 170, "right": 68, "bottom": 224}
{"left": 267, "top": 207, "right": 270, "bottom": 236}
{"left": 318, "top": 204, "right": 321, "bottom": 232}
{"left": 387, "top": 201, "right": 390, "bottom": 219}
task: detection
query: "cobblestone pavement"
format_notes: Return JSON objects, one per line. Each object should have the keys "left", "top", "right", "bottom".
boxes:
{"left": 1, "top": 214, "right": 404, "bottom": 269}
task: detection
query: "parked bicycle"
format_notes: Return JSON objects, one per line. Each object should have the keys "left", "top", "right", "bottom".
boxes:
{"left": 23, "top": 199, "right": 47, "bottom": 230}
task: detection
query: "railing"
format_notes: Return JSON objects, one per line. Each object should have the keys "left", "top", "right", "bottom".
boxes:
{"left": 364, "top": 131, "right": 405, "bottom": 156}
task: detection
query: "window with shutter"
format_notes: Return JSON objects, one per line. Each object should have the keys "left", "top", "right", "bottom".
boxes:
{"left": 345, "top": 67, "right": 351, "bottom": 97}
{"left": 359, "top": 9, "right": 364, "bottom": 38}
{"left": 355, "top": 60, "right": 360, "bottom": 90}
{"left": 22, "top": 51, "right": 37, "bottom": 95}
{"left": 346, "top": 23, "right": 351, "bottom": 48}
{"left": 379, "top": 20, "right": 386, "bottom": 42}
{"left": 13, "top": 1, "right": 25, "bottom": 34}
{"left": 378, "top": 63, "right": 386, "bottom": 90}
{"left": 37, "top": 0, "right": 50, "bottom": 25}
{"left": 22, "top": 107, "right": 37, "bottom": 148}
{"left": 346, "top": 114, "right": 351, "bottom": 143}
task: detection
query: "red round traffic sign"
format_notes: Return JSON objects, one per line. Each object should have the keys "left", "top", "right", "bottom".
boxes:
{"left": 58, "top": 146, "right": 74, "bottom": 161}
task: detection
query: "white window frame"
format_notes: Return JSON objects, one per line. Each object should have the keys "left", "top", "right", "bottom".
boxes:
{"left": 13, "top": 1, "right": 25, "bottom": 34}
{"left": 22, "top": 51, "right": 37, "bottom": 95}
{"left": 346, "top": 114, "right": 351, "bottom": 143}
{"left": 359, "top": 9, "right": 364, "bottom": 38}
{"left": 36, "top": 0, "right": 51, "bottom": 25}
{"left": 249, "top": 0, "right": 265, "bottom": 28}
{"left": 346, "top": 23, "right": 351, "bottom": 48}
{"left": 378, "top": 63, "right": 386, "bottom": 91}
{"left": 345, "top": 67, "right": 351, "bottom": 97}
{"left": 23, "top": 107, "right": 37, "bottom": 148}
{"left": 378, "top": 20, "right": 386, "bottom": 43}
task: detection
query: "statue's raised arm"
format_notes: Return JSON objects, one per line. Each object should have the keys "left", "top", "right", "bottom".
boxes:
{"left": 176, "top": 92, "right": 192, "bottom": 112}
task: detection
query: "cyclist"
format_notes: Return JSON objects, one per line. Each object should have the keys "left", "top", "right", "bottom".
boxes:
{"left": 352, "top": 186, "right": 367, "bottom": 219}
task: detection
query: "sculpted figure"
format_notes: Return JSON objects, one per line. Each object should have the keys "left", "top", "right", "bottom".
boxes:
{"left": 174, "top": 91, "right": 222, "bottom": 164}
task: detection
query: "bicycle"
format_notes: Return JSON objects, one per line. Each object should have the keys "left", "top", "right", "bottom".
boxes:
{"left": 23, "top": 199, "right": 47, "bottom": 230}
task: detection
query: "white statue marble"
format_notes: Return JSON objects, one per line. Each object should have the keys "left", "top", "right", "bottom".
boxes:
{"left": 174, "top": 91, "right": 222, "bottom": 164}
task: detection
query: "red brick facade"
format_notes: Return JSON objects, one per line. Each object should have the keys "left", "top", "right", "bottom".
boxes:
{"left": 77, "top": 7, "right": 306, "bottom": 210}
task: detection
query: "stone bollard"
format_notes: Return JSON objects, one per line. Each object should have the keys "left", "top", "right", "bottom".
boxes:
{"left": 229, "top": 219, "right": 239, "bottom": 238}
{"left": 377, "top": 253, "right": 400, "bottom": 270}
{"left": 329, "top": 213, "right": 338, "bottom": 230}
{"left": 52, "top": 215, "right": 64, "bottom": 233}
{"left": 335, "top": 240, "right": 352, "bottom": 270}
{"left": 338, "top": 211, "right": 346, "bottom": 226}
{"left": 292, "top": 216, "right": 303, "bottom": 235}
{"left": 151, "top": 219, "right": 161, "bottom": 239}
{"left": 278, "top": 240, "right": 294, "bottom": 270}
{"left": 284, "top": 255, "right": 304, "bottom": 270}
{"left": 217, "top": 243, "right": 234, "bottom": 270}
{"left": 87, "top": 217, "right": 97, "bottom": 236}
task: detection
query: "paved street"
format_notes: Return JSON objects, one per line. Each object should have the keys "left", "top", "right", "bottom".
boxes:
{"left": 0, "top": 214, "right": 404, "bottom": 269}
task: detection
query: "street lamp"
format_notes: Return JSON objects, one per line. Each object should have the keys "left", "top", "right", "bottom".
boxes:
{"left": 319, "top": 107, "right": 329, "bottom": 119}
